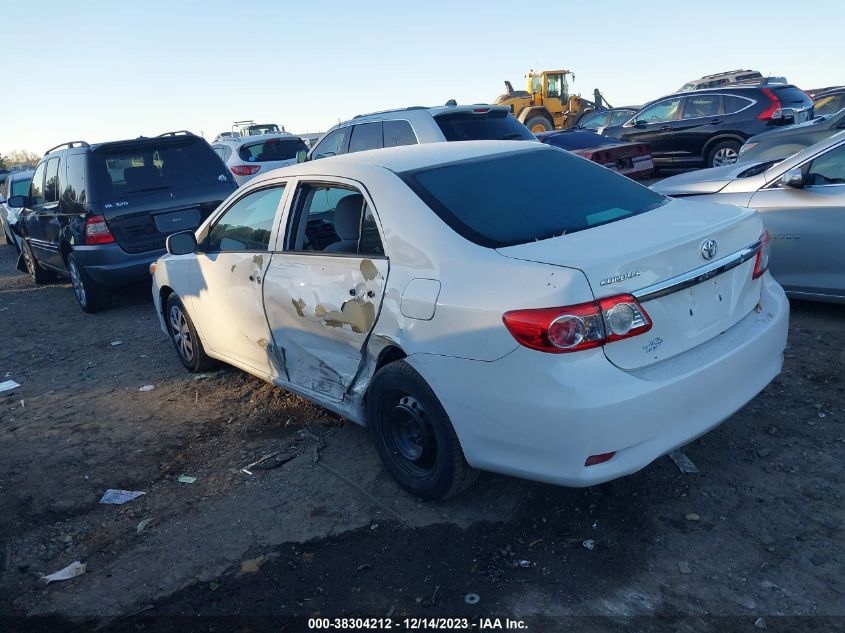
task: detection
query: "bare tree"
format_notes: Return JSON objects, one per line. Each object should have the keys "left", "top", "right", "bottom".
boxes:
{"left": 4, "top": 149, "right": 40, "bottom": 168}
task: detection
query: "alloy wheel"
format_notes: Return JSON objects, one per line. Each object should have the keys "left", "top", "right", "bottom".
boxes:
{"left": 169, "top": 304, "right": 194, "bottom": 362}
{"left": 712, "top": 147, "right": 738, "bottom": 167}
{"left": 22, "top": 243, "right": 36, "bottom": 277}
{"left": 68, "top": 259, "right": 87, "bottom": 307}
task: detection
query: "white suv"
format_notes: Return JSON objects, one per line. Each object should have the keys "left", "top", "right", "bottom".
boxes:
{"left": 308, "top": 103, "right": 535, "bottom": 160}
{"left": 213, "top": 133, "right": 309, "bottom": 186}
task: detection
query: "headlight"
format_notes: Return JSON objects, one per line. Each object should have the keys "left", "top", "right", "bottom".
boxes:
{"left": 738, "top": 142, "right": 758, "bottom": 156}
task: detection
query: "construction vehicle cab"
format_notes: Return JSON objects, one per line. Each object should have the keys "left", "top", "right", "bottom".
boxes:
{"left": 495, "top": 69, "right": 591, "bottom": 133}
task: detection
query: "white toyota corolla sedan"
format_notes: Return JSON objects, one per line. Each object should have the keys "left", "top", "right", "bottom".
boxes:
{"left": 151, "top": 141, "right": 789, "bottom": 499}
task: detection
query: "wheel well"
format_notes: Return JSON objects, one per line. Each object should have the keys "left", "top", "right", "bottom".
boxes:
{"left": 519, "top": 107, "right": 553, "bottom": 126}
{"left": 159, "top": 286, "right": 175, "bottom": 321}
{"left": 375, "top": 345, "right": 406, "bottom": 373}
{"left": 703, "top": 135, "right": 746, "bottom": 158}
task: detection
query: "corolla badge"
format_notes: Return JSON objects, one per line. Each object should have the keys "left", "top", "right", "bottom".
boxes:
{"left": 600, "top": 270, "right": 641, "bottom": 286}
{"left": 700, "top": 239, "right": 718, "bottom": 260}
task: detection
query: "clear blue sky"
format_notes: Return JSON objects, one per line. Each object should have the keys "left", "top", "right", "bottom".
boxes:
{"left": 2, "top": 0, "right": 843, "bottom": 156}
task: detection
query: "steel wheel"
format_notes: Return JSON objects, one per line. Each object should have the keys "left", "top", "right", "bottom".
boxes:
{"left": 169, "top": 304, "right": 194, "bottom": 363}
{"left": 384, "top": 394, "right": 438, "bottom": 477}
{"left": 712, "top": 146, "right": 738, "bottom": 167}
{"left": 68, "top": 258, "right": 86, "bottom": 307}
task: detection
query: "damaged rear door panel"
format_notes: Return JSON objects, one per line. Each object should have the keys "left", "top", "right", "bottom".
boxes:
{"left": 263, "top": 179, "right": 389, "bottom": 402}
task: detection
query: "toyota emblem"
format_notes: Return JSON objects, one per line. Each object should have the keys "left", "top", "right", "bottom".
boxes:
{"left": 700, "top": 239, "right": 718, "bottom": 260}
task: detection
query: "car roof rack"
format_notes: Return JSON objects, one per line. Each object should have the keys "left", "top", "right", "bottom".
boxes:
{"left": 158, "top": 130, "right": 195, "bottom": 137}
{"left": 44, "top": 141, "right": 89, "bottom": 156}
{"left": 353, "top": 106, "right": 428, "bottom": 119}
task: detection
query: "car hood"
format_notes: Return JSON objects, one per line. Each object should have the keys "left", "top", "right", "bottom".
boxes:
{"left": 650, "top": 163, "right": 754, "bottom": 195}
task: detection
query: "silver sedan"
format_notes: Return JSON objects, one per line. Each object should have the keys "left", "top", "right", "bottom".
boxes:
{"left": 653, "top": 131, "right": 845, "bottom": 303}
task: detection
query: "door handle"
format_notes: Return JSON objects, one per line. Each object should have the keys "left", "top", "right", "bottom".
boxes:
{"left": 661, "top": 125, "right": 672, "bottom": 132}
{"left": 709, "top": 119, "right": 722, "bottom": 125}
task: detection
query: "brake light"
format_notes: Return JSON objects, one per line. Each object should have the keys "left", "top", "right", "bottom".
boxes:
{"left": 84, "top": 215, "right": 115, "bottom": 245}
{"left": 752, "top": 231, "right": 770, "bottom": 279}
{"left": 473, "top": 108, "right": 491, "bottom": 113}
{"left": 230, "top": 165, "right": 261, "bottom": 176}
{"left": 757, "top": 88, "right": 782, "bottom": 120}
{"left": 502, "top": 294, "right": 652, "bottom": 353}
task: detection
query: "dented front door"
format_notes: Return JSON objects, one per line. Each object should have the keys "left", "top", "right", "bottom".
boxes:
{"left": 262, "top": 180, "right": 389, "bottom": 402}
{"left": 190, "top": 185, "right": 287, "bottom": 377}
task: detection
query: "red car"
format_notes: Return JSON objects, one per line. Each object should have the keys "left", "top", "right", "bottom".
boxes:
{"left": 536, "top": 130, "right": 654, "bottom": 180}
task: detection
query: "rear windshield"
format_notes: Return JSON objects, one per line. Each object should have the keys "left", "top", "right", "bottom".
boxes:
{"left": 771, "top": 85, "right": 813, "bottom": 107}
{"left": 434, "top": 110, "right": 535, "bottom": 142}
{"left": 91, "top": 139, "right": 229, "bottom": 196}
{"left": 401, "top": 148, "right": 666, "bottom": 248}
{"left": 538, "top": 131, "right": 617, "bottom": 150}
{"left": 238, "top": 138, "right": 308, "bottom": 162}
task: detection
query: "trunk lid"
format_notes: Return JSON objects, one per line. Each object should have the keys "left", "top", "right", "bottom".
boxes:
{"left": 496, "top": 198, "right": 765, "bottom": 369}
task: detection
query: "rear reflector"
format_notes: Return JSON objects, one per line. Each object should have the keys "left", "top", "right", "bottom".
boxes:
{"left": 585, "top": 452, "right": 616, "bottom": 467}
{"left": 84, "top": 215, "right": 115, "bottom": 245}
{"left": 230, "top": 164, "right": 261, "bottom": 176}
{"left": 502, "top": 294, "right": 652, "bottom": 353}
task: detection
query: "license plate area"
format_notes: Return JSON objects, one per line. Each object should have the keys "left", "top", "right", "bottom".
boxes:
{"left": 153, "top": 208, "right": 200, "bottom": 233}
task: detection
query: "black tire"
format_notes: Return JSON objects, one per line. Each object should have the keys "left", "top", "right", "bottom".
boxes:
{"left": 524, "top": 115, "right": 553, "bottom": 134}
{"left": 21, "top": 239, "right": 57, "bottom": 284}
{"left": 707, "top": 140, "right": 741, "bottom": 168}
{"left": 67, "top": 253, "right": 111, "bottom": 313}
{"left": 165, "top": 293, "right": 217, "bottom": 373}
{"left": 367, "top": 361, "right": 477, "bottom": 500}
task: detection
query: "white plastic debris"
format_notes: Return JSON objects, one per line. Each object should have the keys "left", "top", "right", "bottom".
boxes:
{"left": 668, "top": 449, "right": 700, "bottom": 474}
{"left": 138, "top": 385, "right": 155, "bottom": 392}
{"left": 583, "top": 539, "right": 596, "bottom": 550}
{"left": 99, "top": 489, "right": 145, "bottom": 505}
{"left": 0, "top": 380, "right": 21, "bottom": 393}
{"left": 136, "top": 518, "right": 157, "bottom": 534}
{"left": 177, "top": 474, "right": 196, "bottom": 484}
{"left": 464, "top": 592, "right": 480, "bottom": 605}
{"left": 111, "top": 340, "right": 122, "bottom": 347}
{"left": 41, "top": 561, "right": 86, "bottom": 584}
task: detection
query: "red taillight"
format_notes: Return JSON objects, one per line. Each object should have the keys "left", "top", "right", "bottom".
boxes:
{"left": 757, "top": 88, "right": 782, "bottom": 120}
{"left": 84, "top": 215, "right": 115, "bottom": 245}
{"left": 502, "top": 294, "right": 652, "bottom": 353}
{"left": 585, "top": 452, "right": 616, "bottom": 467}
{"left": 752, "top": 231, "right": 770, "bottom": 279}
{"left": 473, "top": 108, "right": 491, "bottom": 113}
{"left": 230, "top": 165, "right": 261, "bottom": 176}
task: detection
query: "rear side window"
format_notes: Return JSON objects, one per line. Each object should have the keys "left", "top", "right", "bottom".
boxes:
{"left": 238, "top": 138, "right": 308, "bottom": 162}
{"left": 383, "top": 120, "right": 417, "bottom": 147}
{"left": 44, "top": 158, "right": 61, "bottom": 203}
{"left": 348, "top": 123, "right": 383, "bottom": 153}
{"left": 723, "top": 95, "right": 752, "bottom": 114}
{"left": 609, "top": 110, "right": 635, "bottom": 126}
{"left": 401, "top": 148, "right": 666, "bottom": 248}
{"left": 434, "top": 110, "right": 534, "bottom": 141}
{"left": 64, "top": 154, "right": 87, "bottom": 205}
{"left": 91, "top": 138, "right": 230, "bottom": 198}
{"left": 578, "top": 111, "right": 610, "bottom": 129}
{"left": 682, "top": 95, "right": 722, "bottom": 119}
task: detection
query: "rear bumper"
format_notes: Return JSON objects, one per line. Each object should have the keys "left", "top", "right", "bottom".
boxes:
{"left": 407, "top": 273, "right": 789, "bottom": 487}
{"left": 71, "top": 244, "right": 161, "bottom": 289}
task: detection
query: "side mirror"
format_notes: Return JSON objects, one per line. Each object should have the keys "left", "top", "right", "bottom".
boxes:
{"left": 296, "top": 149, "right": 307, "bottom": 163}
{"left": 634, "top": 119, "right": 647, "bottom": 128}
{"left": 166, "top": 231, "right": 198, "bottom": 256}
{"left": 778, "top": 167, "right": 804, "bottom": 189}
{"left": 6, "top": 195, "right": 27, "bottom": 209}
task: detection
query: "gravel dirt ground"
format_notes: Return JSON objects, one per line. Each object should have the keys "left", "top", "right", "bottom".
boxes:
{"left": 0, "top": 231, "right": 843, "bottom": 633}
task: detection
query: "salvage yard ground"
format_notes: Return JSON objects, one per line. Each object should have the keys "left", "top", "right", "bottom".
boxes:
{"left": 0, "top": 232, "right": 843, "bottom": 630}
